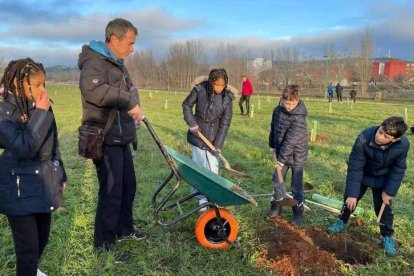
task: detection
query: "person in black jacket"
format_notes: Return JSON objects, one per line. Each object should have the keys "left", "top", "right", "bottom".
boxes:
{"left": 335, "top": 82, "right": 343, "bottom": 103}
{"left": 0, "top": 58, "right": 67, "bottom": 276}
{"left": 327, "top": 116, "right": 409, "bottom": 257}
{"left": 183, "top": 69, "right": 234, "bottom": 209}
{"left": 266, "top": 85, "right": 308, "bottom": 225}
{"left": 78, "top": 18, "right": 145, "bottom": 255}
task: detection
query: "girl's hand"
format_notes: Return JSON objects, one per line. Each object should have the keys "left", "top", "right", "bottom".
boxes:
{"left": 35, "top": 90, "right": 51, "bottom": 110}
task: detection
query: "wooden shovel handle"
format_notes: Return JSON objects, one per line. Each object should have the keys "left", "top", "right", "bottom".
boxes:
{"left": 376, "top": 202, "right": 386, "bottom": 224}
{"left": 197, "top": 130, "right": 216, "bottom": 151}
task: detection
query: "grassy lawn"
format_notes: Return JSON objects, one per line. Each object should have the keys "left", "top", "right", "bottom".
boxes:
{"left": 1, "top": 84, "right": 413, "bottom": 275}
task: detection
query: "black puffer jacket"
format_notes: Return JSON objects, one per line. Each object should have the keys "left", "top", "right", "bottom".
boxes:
{"left": 269, "top": 100, "right": 308, "bottom": 167}
{"left": 0, "top": 95, "right": 67, "bottom": 216}
{"left": 345, "top": 126, "right": 409, "bottom": 198}
{"left": 183, "top": 81, "right": 234, "bottom": 150}
{"left": 78, "top": 42, "right": 140, "bottom": 146}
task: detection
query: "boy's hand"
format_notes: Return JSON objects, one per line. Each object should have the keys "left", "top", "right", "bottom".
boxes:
{"left": 382, "top": 192, "right": 393, "bottom": 205}
{"left": 345, "top": 197, "right": 357, "bottom": 210}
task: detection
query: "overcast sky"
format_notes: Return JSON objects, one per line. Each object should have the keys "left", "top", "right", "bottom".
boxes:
{"left": 0, "top": 0, "right": 413, "bottom": 66}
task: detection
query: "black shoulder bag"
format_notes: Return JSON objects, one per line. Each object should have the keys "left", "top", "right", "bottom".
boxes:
{"left": 78, "top": 109, "right": 117, "bottom": 160}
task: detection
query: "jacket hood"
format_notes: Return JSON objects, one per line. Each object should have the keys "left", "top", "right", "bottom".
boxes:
{"left": 280, "top": 99, "right": 307, "bottom": 116}
{"left": 78, "top": 40, "right": 123, "bottom": 70}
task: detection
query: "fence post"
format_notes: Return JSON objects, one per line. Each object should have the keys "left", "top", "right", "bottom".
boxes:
{"left": 164, "top": 99, "right": 168, "bottom": 110}
{"left": 250, "top": 105, "right": 254, "bottom": 118}
{"left": 404, "top": 107, "right": 408, "bottom": 124}
{"left": 311, "top": 120, "right": 318, "bottom": 142}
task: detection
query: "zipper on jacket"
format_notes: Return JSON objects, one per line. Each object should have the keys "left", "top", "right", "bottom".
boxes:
{"left": 16, "top": 175, "right": 21, "bottom": 197}
{"left": 117, "top": 111, "right": 122, "bottom": 135}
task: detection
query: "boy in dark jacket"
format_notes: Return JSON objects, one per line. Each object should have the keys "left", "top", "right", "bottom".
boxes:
{"left": 327, "top": 116, "right": 409, "bottom": 256}
{"left": 266, "top": 85, "right": 308, "bottom": 225}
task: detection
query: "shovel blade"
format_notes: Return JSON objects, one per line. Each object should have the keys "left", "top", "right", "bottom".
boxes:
{"left": 278, "top": 197, "right": 299, "bottom": 207}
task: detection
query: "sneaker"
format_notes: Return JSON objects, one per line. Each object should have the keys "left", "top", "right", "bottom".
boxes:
{"left": 118, "top": 230, "right": 147, "bottom": 242}
{"left": 114, "top": 251, "right": 131, "bottom": 263}
{"left": 199, "top": 198, "right": 209, "bottom": 212}
{"left": 383, "top": 236, "right": 397, "bottom": 256}
{"left": 327, "top": 219, "right": 346, "bottom": 234}
{"left": 37, "top": 269, "right": 47, "bottom": 276}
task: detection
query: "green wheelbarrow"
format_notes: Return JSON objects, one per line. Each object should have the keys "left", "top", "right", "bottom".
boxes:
{"left": 143, "top": 117, "right": 257, "bottom": 249}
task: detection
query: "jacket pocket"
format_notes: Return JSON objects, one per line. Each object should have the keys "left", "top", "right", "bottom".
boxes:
{"left": 40, "top": 160, "right": 64, "bottom": 210}
{"left": 10, "top": 166, "right": 43, "bottom": 199}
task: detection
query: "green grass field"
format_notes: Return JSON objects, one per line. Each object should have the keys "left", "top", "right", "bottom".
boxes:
{"left": 1, "top": 84, "right": 413, "bottom": 275}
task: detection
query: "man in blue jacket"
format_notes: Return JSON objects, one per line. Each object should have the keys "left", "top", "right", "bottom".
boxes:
{"left": 327, "top": 116, "right": 409, "bottom": 257}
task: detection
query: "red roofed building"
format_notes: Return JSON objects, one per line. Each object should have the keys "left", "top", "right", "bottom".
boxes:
{"left": 372, "top": 58, "right": 406, "bottom": 82}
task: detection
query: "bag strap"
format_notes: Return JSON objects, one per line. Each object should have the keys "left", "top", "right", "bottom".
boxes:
{"left": 103, "top": 109, "right": 117, "bottom": 136}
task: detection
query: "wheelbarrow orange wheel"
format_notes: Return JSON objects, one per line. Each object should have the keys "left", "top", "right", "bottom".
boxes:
{"left": 195, "top": 208, "right": 238, "bottom": 249}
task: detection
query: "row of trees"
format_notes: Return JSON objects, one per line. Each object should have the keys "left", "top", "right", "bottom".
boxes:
{"left": 0, "top": 27, "right": 374, "bottom": 95}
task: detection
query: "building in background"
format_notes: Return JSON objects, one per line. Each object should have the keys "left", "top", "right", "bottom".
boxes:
{"left": 372, "top": 58, "right": 407, "bottom": 82}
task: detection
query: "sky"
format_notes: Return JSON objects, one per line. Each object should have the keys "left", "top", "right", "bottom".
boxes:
{"left": 0, "top": 0, "right": 413, "bottom": 66}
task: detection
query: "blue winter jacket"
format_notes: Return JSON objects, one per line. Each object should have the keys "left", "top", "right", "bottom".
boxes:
{"left": 345, "top": 126, "right": 410, "bottom": 198}
{"left": 0, "top": 94, "right": 67, "bottom": 216}
{"left": 269, "top": 100, "right": 308, "bottom": 167}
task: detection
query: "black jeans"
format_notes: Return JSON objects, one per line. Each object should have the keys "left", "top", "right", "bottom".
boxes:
{"left": 93, "top": 145, "right": 137, "bottom": 249}
{"left": 239, "top": 95, "right": 251, "bottom": 114}
{"left": 337, "top": 92, "right": 342, "bottom": 102}
{"left": 272, "top": 165, "right": 304, "bottom": 203}
{"left": 339, "top": 185, "right": 394, "bottom": 236}
{"left": 328, "top": 93, "right": 333, "bottom": 102}
{"left": 7, "top": 213, "right": 51, "bottom": 276}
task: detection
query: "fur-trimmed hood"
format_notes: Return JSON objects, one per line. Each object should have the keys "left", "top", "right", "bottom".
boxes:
{"left": 191, "top": 75, "right": 239, "bottom": 95}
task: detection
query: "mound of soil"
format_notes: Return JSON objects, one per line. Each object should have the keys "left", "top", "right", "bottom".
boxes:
{"left": 256, "top": 218, "right": 373, "bottom": 275}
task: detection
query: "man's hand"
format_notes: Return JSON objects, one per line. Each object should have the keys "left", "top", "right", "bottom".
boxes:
{"left": 382, "top": 191, "right": 393, "bottom": 205}
{"left": 35, "top": 90, "right": 51, "bottom": 110}
{"left": 127, "top": 105, "right": 143, "bottom": 122}
{"left": 345, "top": 197, "right": 357, "bottom": 211}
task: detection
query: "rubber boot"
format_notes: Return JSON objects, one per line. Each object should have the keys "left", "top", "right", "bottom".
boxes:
{"left": 265, "top": 196, "right": 282, "bottom": 219}
{"left": 291, "top": 202, "right": 304, "bottom": 225}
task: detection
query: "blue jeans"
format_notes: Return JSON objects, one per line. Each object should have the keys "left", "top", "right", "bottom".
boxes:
{"left": 191, "top": 145, "right": 219, "bottom": 200}
{"left": 272, "top": 165, "right": 304, "bottom": 203}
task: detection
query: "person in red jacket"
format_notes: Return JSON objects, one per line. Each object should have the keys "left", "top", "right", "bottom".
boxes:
{"left": 239, "top": 75, "right": 254, "bottom": 115}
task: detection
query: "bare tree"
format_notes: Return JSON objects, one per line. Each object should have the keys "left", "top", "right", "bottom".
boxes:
{"left": 0, "top": 54, "right": 7, "bottom": 77}
{"left": 216, "top": 43, "right": 248, "bottom": 91}
{"left": 274, "top": 47, "right": 299, "bottom": 86}
{"left": 166, "top": 40, "right": 205, "bottom": 91}
{"left": 352, "top": 26, "right": 374, "bottom": 95}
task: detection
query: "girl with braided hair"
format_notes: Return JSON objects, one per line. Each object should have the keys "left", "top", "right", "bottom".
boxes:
{"left": 183, "top": 68, "right": 235, "bottom": 210}
{"left": 0, "top": 58, "right": 67, "bottom": 276}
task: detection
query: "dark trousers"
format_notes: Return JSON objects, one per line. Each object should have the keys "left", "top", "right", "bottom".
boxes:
{"left": 7, "top": 213, "right": 51, "bottom": 276}
{"left": 272, "top": 165, "right": 304, "bottom": 203}
{"left": 93, "top": 145, "right": 137, "bottom": 249}
{"left": 328, "top": 93, "right": 333, "bottom": 102}
{"left": 339, "top": 185, "right": 394, "bottom": 236}
{"left": 337, "top": 92, "right": 342, "bottom": 102}
{"left": 239, "top": 95, "right": 251, "bottom": 114}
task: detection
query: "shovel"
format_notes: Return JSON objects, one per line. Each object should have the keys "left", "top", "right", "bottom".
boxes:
{"left": 274, "top": 164, "right": 298, "bottom": 207}
{"left": 196, "top": 130, "right": 251, "bottom": 178}
{"left": 374, "top": 202, "right": 386, "bottom": 226}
